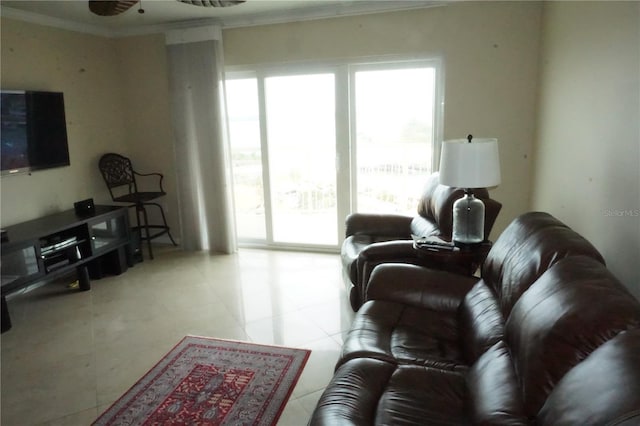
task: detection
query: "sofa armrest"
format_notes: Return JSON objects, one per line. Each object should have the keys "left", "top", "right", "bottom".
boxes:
{"left": 358, "top": 240, "right": 420, "bottom": 292}
{"left": 345, "top": 213, "right": 413, "bottom": 238}
{"left": 365, "top": 263, "right": 478, "bottom": 312}
{"left": 356, "top": 240, "right": 463, "bottom": 309}
{"left": 357, "top": 241, "right": 487, "bottom": 306}
{"left": 359, "top": 239, "right": 418, "bottom": 260}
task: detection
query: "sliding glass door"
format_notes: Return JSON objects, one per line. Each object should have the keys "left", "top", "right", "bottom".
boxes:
{"left": 227, "top": 71, "right": 339, "bottom": 247}
{"left": 226, "top": 59, "right": 441, "bottom": 250}
{"left": 264, "top": 74, "right": 337, "bottom": 245}
{"left": 352, "top": 65, "right": 437, "bottom": 214}
{"left": 226, "top": 78, "right": 266, "bottom": 241}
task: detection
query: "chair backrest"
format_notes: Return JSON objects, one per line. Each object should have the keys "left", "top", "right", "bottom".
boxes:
{"left": 98, "top": 153, "right": 138, "bottom": 199}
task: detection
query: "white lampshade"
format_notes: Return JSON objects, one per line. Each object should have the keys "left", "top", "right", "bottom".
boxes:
{"left": 439, "top": 138, "right": 501, "bottom": 188}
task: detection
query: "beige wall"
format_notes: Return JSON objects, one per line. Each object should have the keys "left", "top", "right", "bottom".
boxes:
{"left": 1, "top": 2, "right": 542, "bottom": 243}
{"left": 114, "top": 35, "right": 180, "bottom": 236}
{"left": 223, "top": 1, "right": 543, "bottom": 238}
{"left": 0, "top": 21, "right": 180, "bottom": 237}
{"left": 5, "top": 3, "right": 636, "bottom": 296}
{"left": 532, "top": 2, "right": 640, "bottom": 296}
{"left": 2, "top": 3, "right": 637, "bottom": 294}
{"left": 0, "top": 18, "right": 129, "bottom": 226}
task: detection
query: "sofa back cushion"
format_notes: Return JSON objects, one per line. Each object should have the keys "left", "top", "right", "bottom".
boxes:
{"left": 505, "top": 256, "right": 640, "bottom": 418}
{"left": 537, "top": 328, "right": 640, "bottom": 426}
{"left": 466, "top": 340, "right": 528, "bottom": 425}
{"left": 458, "top": 280, "right": 505, "bottom": 365}
{"left": 482, "top": 212, "right": 604, "bottom": 317}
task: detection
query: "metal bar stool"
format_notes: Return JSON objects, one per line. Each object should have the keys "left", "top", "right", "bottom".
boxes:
{"left": 98, "top": 153, "right": 177, "bottom": 260}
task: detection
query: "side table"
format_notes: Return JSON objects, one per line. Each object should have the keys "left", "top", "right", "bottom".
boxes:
{"left": 413, "top": 239, "right": 492, "bottom": 276}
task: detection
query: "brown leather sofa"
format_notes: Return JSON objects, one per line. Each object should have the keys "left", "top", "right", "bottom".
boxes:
{"left": 341, "top": 172, "right": 502, "bottom": 311}
{"left": 311, "top": 212, "right": 640, "bottom": 425}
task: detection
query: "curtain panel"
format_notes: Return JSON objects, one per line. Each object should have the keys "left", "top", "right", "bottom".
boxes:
{"left": 165, "top": 26, "right": 237, "bottom": 253}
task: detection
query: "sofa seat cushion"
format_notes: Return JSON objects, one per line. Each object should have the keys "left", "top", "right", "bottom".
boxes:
{"left": 377, "top": 363, "right": 469, "bottom": 425}
{"left": 338, "top": 300, "right": 467, "bottom": 371}
{"left": 310, "top": 357, "right": 470, "bottom": 426}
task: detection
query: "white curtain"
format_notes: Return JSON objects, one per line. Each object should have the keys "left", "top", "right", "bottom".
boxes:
{"left": 165, "top": 26, "right": 237, "bottom": 253}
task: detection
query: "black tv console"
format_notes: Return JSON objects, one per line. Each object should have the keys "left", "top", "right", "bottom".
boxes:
{"left": 1, "top": 205, "right": 132, "bottom": 332}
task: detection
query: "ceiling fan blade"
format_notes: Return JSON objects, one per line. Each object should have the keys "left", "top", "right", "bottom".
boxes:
{"left": 179, "top": 0, "right": 246, "bottom": 7}
{"left": 89, "top": 0, "right": 139, "bottom": 16}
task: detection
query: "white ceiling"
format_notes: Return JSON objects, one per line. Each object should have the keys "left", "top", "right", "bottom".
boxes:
{"left": 0, "top": 0, "right": 444, "bottom": 37}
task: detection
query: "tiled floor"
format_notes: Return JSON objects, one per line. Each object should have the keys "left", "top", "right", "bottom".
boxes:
{"left": 1, "top": 246, "right": 354, "bottom": 425}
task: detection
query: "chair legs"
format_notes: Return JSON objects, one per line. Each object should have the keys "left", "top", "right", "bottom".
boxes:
{"left": 133, "top": 202, "right": 177, "bottom": 261}
{"left": 137, "top": 204, "right": 154, "bottom": 260}
{"left": 151, "top": 202, "right": 178, "bottom": 246}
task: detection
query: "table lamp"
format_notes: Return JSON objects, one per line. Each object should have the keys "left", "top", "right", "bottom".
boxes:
{"left": 438, "top": 135, "right": 500, "bottom": 247}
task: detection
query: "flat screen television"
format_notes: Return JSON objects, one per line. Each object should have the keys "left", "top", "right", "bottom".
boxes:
{"left": 1, "top": 90, "right": 70, "bottom": 175}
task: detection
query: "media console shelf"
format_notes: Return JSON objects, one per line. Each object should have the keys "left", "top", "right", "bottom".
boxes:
{"left": 1, "top": 205, "right": 131, "bottom": 332}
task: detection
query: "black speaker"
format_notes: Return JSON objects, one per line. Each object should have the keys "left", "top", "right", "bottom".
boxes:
{"left": 74, "top": 198, "right": 95, "bottom": 216}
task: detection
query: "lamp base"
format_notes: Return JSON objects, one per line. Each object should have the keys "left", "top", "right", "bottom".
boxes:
{"left": 453, "top": 240, "right": 483, "bottom": 250}
{"left": 452, "top": 191, "right": 485, "bottom": 247}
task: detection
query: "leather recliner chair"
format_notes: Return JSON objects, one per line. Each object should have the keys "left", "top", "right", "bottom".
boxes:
{"left": 341, "top": 172, "right": 502, "bottom": 311}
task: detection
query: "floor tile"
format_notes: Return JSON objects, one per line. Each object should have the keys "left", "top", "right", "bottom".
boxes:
{"left": 277, "top": 398, "right": 310, "bottom": 426}
{"left": 41, "top": 408, "right": 99, "bottom": 426}
{"left": 1, "top": 353, "right": 97, "bottom": 425}
{"left": 295, "top": 389, "right": 325, "bottom": 416}
{"left": 0, "top": 246, "right": 349, "bottom": 425}
{"left": 292, "top": 336, "right": 343, "bottom": 398}
{"left": 243, "top": 310, "right": 331, "bottom": 347}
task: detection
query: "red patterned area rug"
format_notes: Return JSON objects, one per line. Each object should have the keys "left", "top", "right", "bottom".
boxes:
{"left": 93, "top": 336, "right": 311, "bottom": 426}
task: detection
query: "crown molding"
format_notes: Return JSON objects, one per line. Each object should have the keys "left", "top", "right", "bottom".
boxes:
{"left": 219, "top": 1, "right": 448, "bottom": 29}
{"left": 0, "top": 6, "right": 114, "bottom": 37}
{"left": 1, "top": 1, "right": 447, "bottom": 39}
{"left": 0, "top": 5, "right": 223, "bottom": 38}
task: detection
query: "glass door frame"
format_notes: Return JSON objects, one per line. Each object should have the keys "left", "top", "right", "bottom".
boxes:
{"left": 347, "top": 58, "right": 445, "bottom": 214}
{"left": 225, "top": 56, "right": 443, "bottom": 252}
{"left": 227, "top": 64, "right": 347, "bottom": 251}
